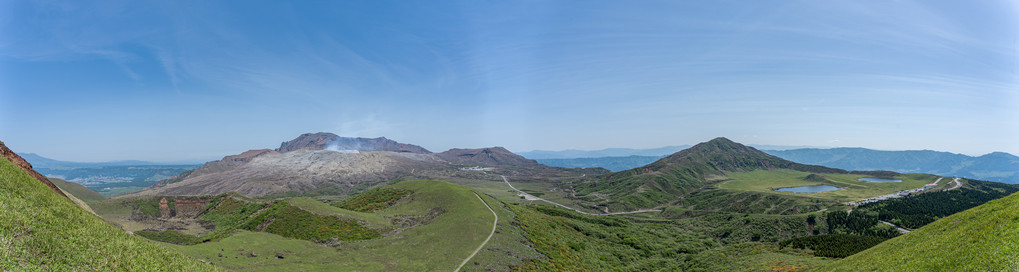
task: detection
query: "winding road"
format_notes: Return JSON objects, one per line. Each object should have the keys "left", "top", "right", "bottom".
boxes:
{"left": 456, "top": 193, "right": 498, "bottom": 272}
{"left": 860, "top": 177, "right": 961, "bottom": 236}
{"left": 947, "top": 177, "right": 963, "bottom": 190}
{"left": 880, "top": 220, "right": 911, "bottom": 234}
{"left": 501, "top": 175, "right": 661, "bottom": 216}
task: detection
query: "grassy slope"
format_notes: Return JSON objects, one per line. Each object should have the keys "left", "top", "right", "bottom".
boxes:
{"left": 577, "top": 138, "right": 847, "bottom": 210}
{"left": 508, "top": 204, "right": 831, "bottom": 271}
{"left": 458, "top": 194, "right": 543, "bottom": 271}
{"left": 43, "top": 177, "right": 100, "bottom": 215}
{"left": 170, "top": 179, "right": 496, "bottom": 271}
{"left": 50, "top": 177, "right": 107, "bottom": 203}
{"left": 818, "top": 192, "right": 1019, "bottom": 271}
{"left": 286, "top": 197, "right": 391, "bottom": 227}
{"left": 720, "top": 170, "right": 938, "bottom": 202}
{"left": 89, "top": 196, "right": 159, "bottom": 233}
{"left": 0, "top": 155, "right": 215, "bottom": 271}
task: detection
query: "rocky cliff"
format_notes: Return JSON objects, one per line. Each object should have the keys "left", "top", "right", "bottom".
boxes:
{"left": 158, "top": 196, "right": 213, "bottom": 218}
{"left": 275, "top": 132, "right": 431, "bottom": 153}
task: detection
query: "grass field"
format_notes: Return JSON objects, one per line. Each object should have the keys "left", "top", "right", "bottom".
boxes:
{"left": 49, "top": 177, "right": 107, "bottom": 203}
{"left": 169, "top": 179, "right": 499, "bottom": 271}
{"left": 817, "top": 191, "right": 1019, "bottom": 271}
{"left": 0, "top": 154, "right": 215, "bottom": 271}
{"left": 441, "top": 172, "right": 612, "bottom": 215}
{"left": 719, "top": 170, "right": 939, "bottom": 202}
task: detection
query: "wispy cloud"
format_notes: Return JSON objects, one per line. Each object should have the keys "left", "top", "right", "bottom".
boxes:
{"left": 2, "top": 1, "right": 1017, "bottom": 160}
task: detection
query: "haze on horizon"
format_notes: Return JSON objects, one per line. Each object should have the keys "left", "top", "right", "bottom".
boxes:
{"left": 2, "top": 1, "right": 1017, "bottom": 162}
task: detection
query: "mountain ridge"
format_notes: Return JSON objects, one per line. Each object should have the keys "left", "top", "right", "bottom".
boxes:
{"left": 518, "top": 145, "right": 691, "bottom": 159}
{"left": 437, "top": 147, "right": 541, "bottom": 168}
{"left": 766, "top": 148, "right": 1019, "bottom": 184}
{"left": 18, "top": 153, "right": 204, "bottom": 168}
{"left": 517, "top": 144, "right": 827, "bottom": 159}
{"left": 276, "top": 132, "right": 431, "bottom": 153}
{"left": 577, "top": 137, "right": 848, "bottom": 210}
{"left": 132, "top": 133, "right": 598, "bottom": 198}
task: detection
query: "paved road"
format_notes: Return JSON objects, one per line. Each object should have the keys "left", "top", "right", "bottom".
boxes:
{"left": 456, "top": 193, "right": 498, "bottom": 272}
{"left": 880, "top": 220, "right": 911, "bottom": 234}
{"left": 501, "top": 175, "right": 661, "bottom": 216}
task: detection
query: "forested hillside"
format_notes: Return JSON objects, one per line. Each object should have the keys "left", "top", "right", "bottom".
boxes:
{"left": 818, "top": 190, "right": 1019, "bottom": 271}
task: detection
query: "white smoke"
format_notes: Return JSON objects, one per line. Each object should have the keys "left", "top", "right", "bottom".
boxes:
{"left": 325, "top": 139, "right": 360, "bottom": 153}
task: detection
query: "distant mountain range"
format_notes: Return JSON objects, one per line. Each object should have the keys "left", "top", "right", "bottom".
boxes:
{"left": 576, "top": 137, "right": 848, "bottom": 210}
{"left": 536, "top": 155, "right": 665, "bottom": 172}
{"left": 518, "top": 146, "right": 691, "bottom": 159}
{"left": 524, "top": 145, "right": 1019, "bottom": 184}
{"left": 518, "top": 144, "right": 823, "bottom": 159}
{"left": 764, "top": 148, "right": 1019, "bottom": 184}
{"left": 18, "top": 153, "right": 202, "bottom": 168}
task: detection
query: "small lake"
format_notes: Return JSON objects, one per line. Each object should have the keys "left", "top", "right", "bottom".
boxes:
{"left": 858, "top": 177, "right": 902, "bottom": 183}
{"left": 774, "top": 185, "right": 842, "bottom": 193}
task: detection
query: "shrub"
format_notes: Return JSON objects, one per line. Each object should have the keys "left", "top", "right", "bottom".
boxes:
{"left": 335, "top": 187, "right": 411, "bottom": 212}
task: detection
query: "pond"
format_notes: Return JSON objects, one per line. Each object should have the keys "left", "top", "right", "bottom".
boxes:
{"left": 774, "top": 185, "right": 842, "bottom": 193}
{"left": 858, "top": 177, "right": 902, "bottom": 183}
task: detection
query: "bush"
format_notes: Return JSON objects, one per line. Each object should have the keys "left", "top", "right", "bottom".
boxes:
{"left": 335, "top": 187, "right": 411, "bottom": 212}
{"left": 254, "top": 203, "right": 381, "bottom": 242}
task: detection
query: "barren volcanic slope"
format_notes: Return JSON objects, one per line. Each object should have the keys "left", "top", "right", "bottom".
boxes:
{"left": 132, "top": 133, "right": 445, "bottom": 197}
{"left": 276, "top": 132, "right": 432, "bottom": 153}
{"left": 437, "top": 146, "right": 542, "bottom": 168}
{"left": 576, "top": 137, "right": 848, "bottom": 210}
{"left": 437, "top": 146, "right": 610, "bottom": 179}
{"left": 134, "top": 133, "right": 607, "bottom": 198}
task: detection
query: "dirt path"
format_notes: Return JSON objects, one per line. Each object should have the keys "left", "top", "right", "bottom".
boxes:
{"left": 501, "top": 175, "right": 661, "bottom": 216}
{"left": 456, "top": 193, "right": 498, "bottom": 272}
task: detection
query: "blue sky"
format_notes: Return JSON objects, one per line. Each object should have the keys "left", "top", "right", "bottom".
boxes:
{"left": 2, "top": 0, "right": 1017, "bottom": 162}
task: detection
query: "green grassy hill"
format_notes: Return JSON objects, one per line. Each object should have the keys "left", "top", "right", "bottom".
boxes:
{"left": 50, "top": 177, "right": 107, "bottom": 203}
{"left": 0, "top": 151, "right": 215, "bottom": 271}
{"left": 509, "top": 204, "right": 832, "bottom": 271}
{"left": 576, "top": 137, "right": 847, "bottom": 210}
{"left": 817, "top": 191, "right": 1019, "bottom": 271}
{"left": 153, "top": 179, "right": 500, "bottom": 271}
{"left": 720, "top": 170, "right": 939, "bottom": 203}
{"left": 98, "top": 192, "right": 384, "bottom": 245}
